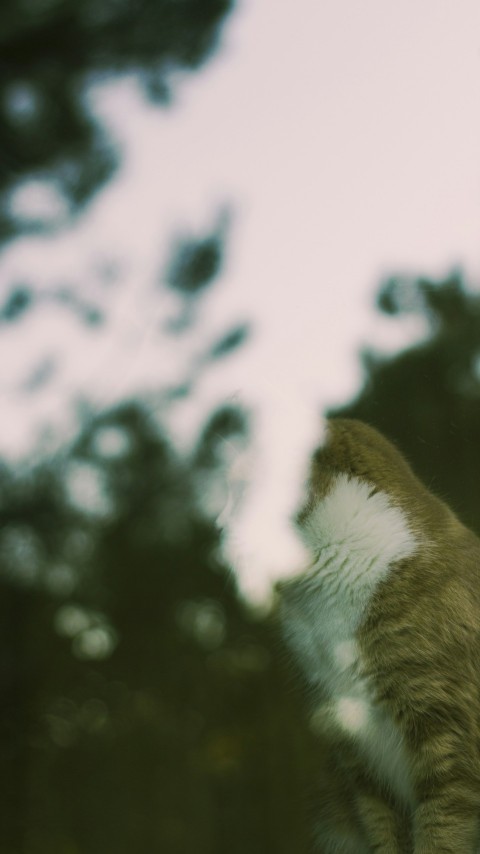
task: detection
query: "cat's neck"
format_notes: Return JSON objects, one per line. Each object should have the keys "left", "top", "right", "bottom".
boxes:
{"left": 298, "top": 473, "right": 419, "bottom": 599}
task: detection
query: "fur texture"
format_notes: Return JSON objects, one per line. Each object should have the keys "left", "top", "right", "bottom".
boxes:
{"left": 277, "top": 418, "right": 480, "bottom": 853}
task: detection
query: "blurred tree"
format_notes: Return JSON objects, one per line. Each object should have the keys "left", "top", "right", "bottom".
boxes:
{"left": 0, "top": 3, "right": 326, "bottom": 851}
{"left": 166, "top": 217, "right": 227, "bottom": 298}
{"left": 0, "top": 399, "right": 317, "bottom": 854}
{"left": 0, "top": 0, "right": 235, "bottom": 242}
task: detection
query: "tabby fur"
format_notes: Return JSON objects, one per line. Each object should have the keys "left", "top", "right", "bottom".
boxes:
{"left": 277, "top": 418, "right": 480, "bottom": 853}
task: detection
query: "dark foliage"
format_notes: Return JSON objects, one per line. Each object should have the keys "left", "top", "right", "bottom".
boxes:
{"left": 208, "top": 323, "right": 251, "bottom": 360}
{"left": 0, "top": 402, "right": 315, "bottom": 854}
{"left": 166, "top": 223, "right": 226, "bottom": 296}
{"left": 0, "top": 285, "right": 32, "bottom": 322}
{"left": 0, "top": 0, "right": 235, "bottom": 241}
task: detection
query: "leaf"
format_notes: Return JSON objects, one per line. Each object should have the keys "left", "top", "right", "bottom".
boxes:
{"left": 166, "top": 231, "right": 224, "bottom": 296}
{"left": 208, "top": 323, "right": 250, "bottom": 360}
{"left": 0, "top": 286, "right": 32, "bottom": 322}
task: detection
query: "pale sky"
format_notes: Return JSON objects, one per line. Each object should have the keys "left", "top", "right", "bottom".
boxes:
{"left": 1, "top": 0, "right": 480, "bottom": 599}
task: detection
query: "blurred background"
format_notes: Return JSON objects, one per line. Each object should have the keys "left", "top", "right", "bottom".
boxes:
{"left": 1, "top": 1, "right": 480, "bottom": 851}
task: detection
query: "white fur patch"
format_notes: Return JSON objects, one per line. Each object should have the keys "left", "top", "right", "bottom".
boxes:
{"left": 335, "top": 696, "right": 369, "bottom": 733}
{"left": 301, "top": 473, "right": 417, "bottom": 592}
{"left": 282, "top": 476, "right": 417, "bottom": 687}
{"left": 282, "top": 475, "right": 417, "bottom": 687}
{"left": 281, "top": 472, "right": 418, "bottom": 807}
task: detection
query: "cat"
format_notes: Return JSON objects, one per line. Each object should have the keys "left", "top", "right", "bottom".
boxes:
{"left": 274, "top": 417, "right": 480, "bottom": 853}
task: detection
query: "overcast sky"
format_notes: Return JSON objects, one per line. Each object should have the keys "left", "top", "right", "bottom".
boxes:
{"left": 1, "top": 0, "right": 480, "bottom": 596}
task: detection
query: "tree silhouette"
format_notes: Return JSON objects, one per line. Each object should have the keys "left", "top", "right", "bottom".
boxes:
{"left": 0, "top": 0, "right": 235, "bottom": 242}
{"left": 0, "top": 399, "right": 316, "bottom": 854}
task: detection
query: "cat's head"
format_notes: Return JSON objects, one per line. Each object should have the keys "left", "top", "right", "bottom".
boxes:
{"left": 296, "top": 418, "right": 454, "bottom": 560}
{"left": 219, "top": 416, "right": 454, "bottom": 608}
